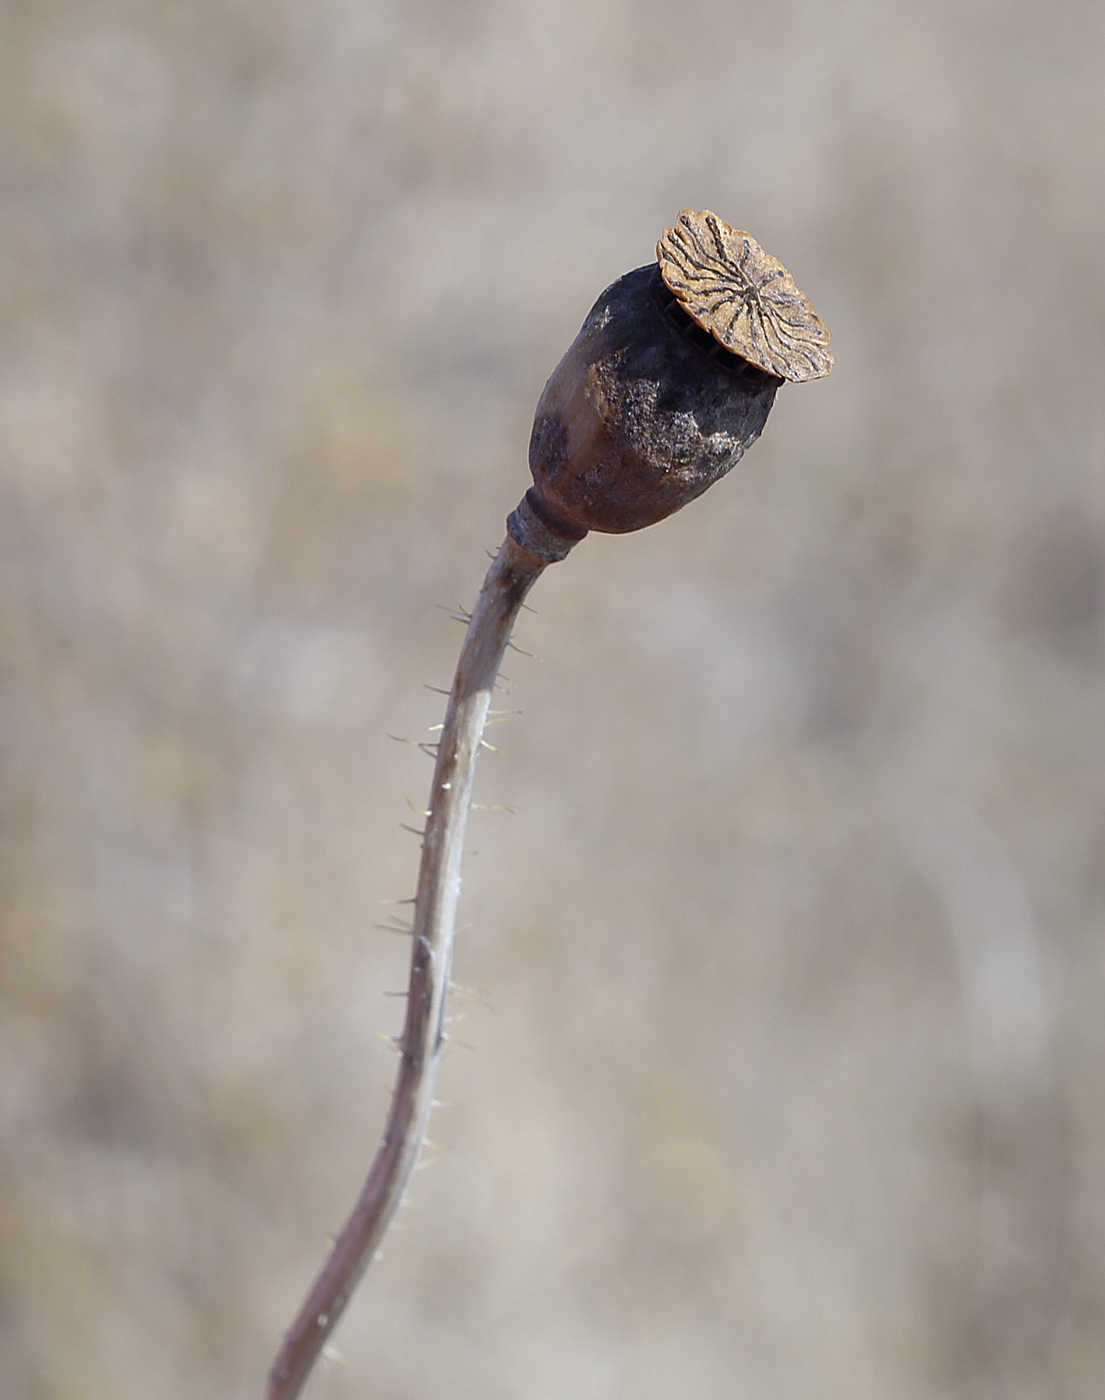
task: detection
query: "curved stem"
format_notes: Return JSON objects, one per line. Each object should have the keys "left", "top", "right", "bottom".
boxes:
{"left": 267, "top": 533, "right": 549, "bottom": 1400}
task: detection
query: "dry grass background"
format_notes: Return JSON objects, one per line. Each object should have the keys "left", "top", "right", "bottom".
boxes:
{"left": 2, "top": 1, "right": 1104, "bottom": 1397}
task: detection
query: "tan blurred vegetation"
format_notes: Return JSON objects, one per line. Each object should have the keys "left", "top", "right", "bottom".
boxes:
{"left": 2, "top": 1, "right": 1104, "bottom": 1396}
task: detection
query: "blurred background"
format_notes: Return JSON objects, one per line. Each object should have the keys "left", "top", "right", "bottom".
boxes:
{"left": 1, "top": 1, "right": 1103, "bottom": 1396}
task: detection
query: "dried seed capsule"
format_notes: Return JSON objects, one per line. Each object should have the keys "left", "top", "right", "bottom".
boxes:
{"left": 517, "top": 212, "right": 830, "bottom": 541}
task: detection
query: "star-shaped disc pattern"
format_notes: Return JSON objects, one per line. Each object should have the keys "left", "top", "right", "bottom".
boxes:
{"left": 658, "top": 210, "right": 833, "bottom": 383}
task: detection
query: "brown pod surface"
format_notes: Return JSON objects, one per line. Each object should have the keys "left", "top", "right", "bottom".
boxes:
{"left": 527, "top": 263, "right": 783, "bottom": 535}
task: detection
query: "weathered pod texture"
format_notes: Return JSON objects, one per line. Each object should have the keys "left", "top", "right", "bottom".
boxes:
{"left": 526, "top": 263, "right": 783, "bottom": 536}
{"left": 657, "top": 211, "right": 833, "bottom": 383}
{"left": 523, "top": 211, "right": 833, "bottom": 538}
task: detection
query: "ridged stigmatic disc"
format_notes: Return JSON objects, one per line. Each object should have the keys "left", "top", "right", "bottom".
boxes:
{"left": 657, "top": 211, "right": 833, "bottom": 383}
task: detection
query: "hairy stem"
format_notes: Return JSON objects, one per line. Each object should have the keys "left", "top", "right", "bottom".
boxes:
{"left": 267, "top": 533, "right": 549, "bottom": 1400}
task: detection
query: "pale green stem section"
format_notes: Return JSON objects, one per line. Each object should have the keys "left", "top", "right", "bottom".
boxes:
{"left": 267, "top": 534, "right": 548, "bottom": 1400}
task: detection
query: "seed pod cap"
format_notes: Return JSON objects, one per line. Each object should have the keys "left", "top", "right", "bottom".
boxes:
{"left": 658, "top": 210, "right": 833, "bottom": 383}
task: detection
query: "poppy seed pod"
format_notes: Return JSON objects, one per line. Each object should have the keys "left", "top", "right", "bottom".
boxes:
{"left": 508, "top": 211, "right": 831, "bottom": 554}
{"left": 270, "top": 212, "right": 834, "bottom": 1400}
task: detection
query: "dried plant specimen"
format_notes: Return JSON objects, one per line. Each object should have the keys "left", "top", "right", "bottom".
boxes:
{"left": 658, "top": 210, "right": 833, "bottom": 383}
{"left": 270, "top": 211, "right": 833, "bottom": 1400}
